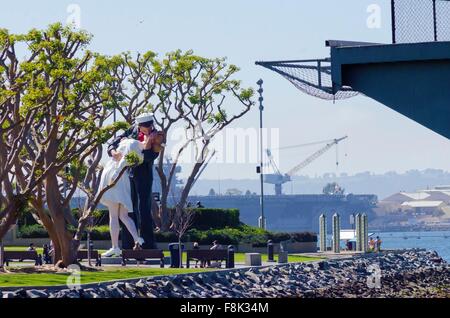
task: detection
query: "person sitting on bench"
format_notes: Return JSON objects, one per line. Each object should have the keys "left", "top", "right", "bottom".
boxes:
{"left": 208, "top": 240, "right": 223, "bottom": 268}
{"left": 43, "top": 244, "right": 52, "bottom": 264}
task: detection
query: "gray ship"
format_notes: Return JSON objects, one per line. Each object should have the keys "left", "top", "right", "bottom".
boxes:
{"left": 188, "top": 193, "right": 377, "bottom": 233}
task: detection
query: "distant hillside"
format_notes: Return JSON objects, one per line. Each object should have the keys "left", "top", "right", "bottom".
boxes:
{"left": 190, "top": 169, "right": 450, "bottom": 199}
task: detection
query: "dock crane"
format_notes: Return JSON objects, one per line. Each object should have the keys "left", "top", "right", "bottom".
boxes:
{"left": 264, "top": 136, "right": 348, "bottom": 195}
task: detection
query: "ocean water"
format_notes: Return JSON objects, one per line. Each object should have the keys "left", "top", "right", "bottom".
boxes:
{"left": 370, "top": 230, "right": 450, "bottom": 262}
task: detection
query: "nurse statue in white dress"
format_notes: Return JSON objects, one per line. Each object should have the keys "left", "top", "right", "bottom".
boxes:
{"left": 98, "top": 137, "right": 146, "bottom": 257}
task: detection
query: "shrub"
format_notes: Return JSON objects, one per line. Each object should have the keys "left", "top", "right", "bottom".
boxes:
{"left": 18, "top": 224, "right": 49, "bottom": 238}
{"left": 290, "top": 231, "right": 317, "bottom": 242}
{"left": 88, "top": 225, "right": 111, "bottom": 240}
{"left": 154, "top": 231, "right": 178, "bottom": 243}
{"left": 18, "top": 224, "right": 114, "bottom": 240}
{"left": 267, "top": 232, "right": 292, "bottom": 243}
{"left": 187, "top": 208, "right": 240, "bottom": 230}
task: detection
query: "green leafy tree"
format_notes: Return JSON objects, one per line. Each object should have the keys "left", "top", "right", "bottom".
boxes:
{"left": 8, "top": 24, "right": 128, "bottom": 267}
{"left": 110, "top": 50, "right": 254, "bottom": 230}
{"left": 0, "top": 28, "right": 55, "bottom": 243}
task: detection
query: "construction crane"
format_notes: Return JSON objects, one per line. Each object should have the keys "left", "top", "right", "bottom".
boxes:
{"left": 264, "top": 136, "right": 348, "bottom": 195}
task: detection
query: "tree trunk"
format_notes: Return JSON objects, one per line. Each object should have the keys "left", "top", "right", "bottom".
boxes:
{"left": 0, "top": 198, "right": 23, "bottom": 240}
{"left": 160, "top": 186, "right": 171, "bottom": 231}
{"left": 178, "top": 237, "right": 183, "bottom": 268}
{"left": 29, "top": 196, "right": 62, "bottom": 265}
{"left": 178, "top": 162, "right": 202, "bottom": 209}
{"left": 45, "top": 175, "right": 78, "bottom": 267}
{"left": 0, "top": 196, "right": 27, "bottom": 238}
{"left": 151, "top": 199, "right": 161, "bottom": 229}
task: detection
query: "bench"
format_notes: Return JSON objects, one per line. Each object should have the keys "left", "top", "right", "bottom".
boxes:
{"left": 77, "top": 250, "right": 102, "bottom": 266}
{"left": 121, "top": 249, "right": 164, "bottom": 267}
{"left": 186, "top": 249, "right": 233, "bottom": 268}
{"left": 3, "top": 251, "right": 41, "bottom": 266}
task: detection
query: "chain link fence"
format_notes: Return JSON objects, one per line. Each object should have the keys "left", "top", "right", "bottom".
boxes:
{"left": 392, "top": 0, "right": 450, "bottom": 43}
{"left": 255, "top": 59, "right": 358, "bottom": 100}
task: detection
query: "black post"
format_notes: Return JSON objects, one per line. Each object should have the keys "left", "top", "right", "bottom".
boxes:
{"left": 433, "top": 0, "right": 438, "bottom": 41}
{"left": 267, "top": 240, "right": 274, "bottom": 262}
{"left": 0, "top": 239, "right": 4, "bottom": 269}
{"left": 227, "top": 245, "right": 235, "bottom": 268}
{"left": 391, "top": 0, "right": 396, "bottom": 44}
{"left": 257, "top": 79, "right": 266, "bottom": 229}
{"left": 317, "top": 61, "right": 322, "bottom": 89}
{"left": 88, "top": 233, "right": 93, "bottom": 267}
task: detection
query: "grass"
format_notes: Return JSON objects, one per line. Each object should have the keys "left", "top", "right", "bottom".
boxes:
{"left": 5, "top": 246, "right": 322, "bottom": 264}
{"left": 0, "top": 267, "right": 209, "bottom": 287}
{"left": 161, "top": 251, "right": 322, "bottom": 263}
{"left": 1, "top": 246, "right": 322, "bottom": 287}
{"left": 5, "top": 246, "right": 44, "bottom": 254}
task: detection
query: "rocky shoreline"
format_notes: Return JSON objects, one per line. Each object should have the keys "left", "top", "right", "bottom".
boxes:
{"left": 2, "top": 249, "right": 449, "bottom": 298}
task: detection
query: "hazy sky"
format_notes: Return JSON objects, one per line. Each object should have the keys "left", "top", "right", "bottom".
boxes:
{"left": 2, "top": 0, "right": 450, "bottom": 180}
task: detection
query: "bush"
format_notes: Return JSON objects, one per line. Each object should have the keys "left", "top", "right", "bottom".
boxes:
{"left": 186, "top": 225, "right": 268, "bottom": 245}
{"left": 154, "top": 231, "right": 178, "bottom": 243}
{"left": 18, "top": 224, "right": 113, "bottom": 240}
{"left": 18, "top": 222, "right": 317, "bottom": 244}
{"left": 187, "top": 208, "right": 240, "bottom": 230}
{"left": 290, "top": 232, "right": 317, "bottom": 243}
{"left": 18, "top": 224, "right": 49, "bottom": 238}
{"left": 267, "top": 231, "right": 317, "bottom": 243}
{"left": 88, "top": 225, "right": 111, "bottom": 240}
{"left": 267, "top": 232, "right": 293, "bottom": 243}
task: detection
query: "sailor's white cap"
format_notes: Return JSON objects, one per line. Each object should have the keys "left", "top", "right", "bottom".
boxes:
{"left": 135, "top": 112, "right": 154, "bottom": 124}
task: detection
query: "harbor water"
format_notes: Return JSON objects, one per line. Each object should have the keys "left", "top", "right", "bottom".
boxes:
{"left": 371, "top": 230, "right": 450, "bottom": 262}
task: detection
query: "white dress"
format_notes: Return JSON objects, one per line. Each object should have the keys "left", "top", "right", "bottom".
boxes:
{"left": 98, "top": 138, "right": 144, "bottom": 212}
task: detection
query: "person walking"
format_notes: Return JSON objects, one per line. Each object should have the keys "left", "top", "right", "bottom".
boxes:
{"left": 376, "top": 236, "right": 382, "bottom": 252}
{"left": 368, "top": 238, "right": 376, "bottom": 252}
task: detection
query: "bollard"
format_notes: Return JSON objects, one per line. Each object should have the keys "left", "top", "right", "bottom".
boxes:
{"left": 0, "top": 239, "right": 3, "bottom": 269}
{"left": 267, "top": 240, "right": 274, "bottom": 262}
{"left": 227, "top": 245, "right": 235, "bottom": 268}
{"left": 362, "top": 213, "right": 368, "bottom": 252}
{"left": 355, "top": 213, "right": 362, "bottom": 251}
{"left": 88, "top": 233, "right": 94, "bottom": 266}
{"left": 278, "top": 240, "right": 289, "bottom": 263}
{"left": 319, "top": 214, "right": 327, "bottom": 252}
{"left": 168, "top": 243, "right": 184, "bottom": 268}
{"left": 332, "top": 213, "right": 341, "bottom": 253}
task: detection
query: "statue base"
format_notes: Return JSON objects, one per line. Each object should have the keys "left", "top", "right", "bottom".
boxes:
{"left": 100, "top": 256, "right": 170, "bottom": 265}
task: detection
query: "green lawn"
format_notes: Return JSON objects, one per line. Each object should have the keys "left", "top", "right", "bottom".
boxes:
{"left": 1, "top": 247, "right": 322, "bottom": 288}
{"left": 161, "top": 251, "right": 322, "bottom": 264}
{"left": 5, "top": 246, "right": 322, "bottom": 264}
{"left": 0, "top": 267, "right": 209, "bottom": 287}
{"left": 4, "top": 246, "right": 44, "bottom": 254}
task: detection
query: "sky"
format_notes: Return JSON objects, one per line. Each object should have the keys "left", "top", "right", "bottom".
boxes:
{"left": 2, "top": 0, "right": 450, "bottom": 180}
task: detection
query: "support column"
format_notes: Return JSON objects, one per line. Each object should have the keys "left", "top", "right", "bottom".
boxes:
{"left": 362, "top": 213, "right": 369, "bottom": 252}
{"left": 0, "top": 238, "right": 4, "bottom": 269}
{"left": 319, "top": 214, "right": 327, "bottom": 252}
{"left": 332, "top": 213, "right": 340, "bottom": 253}
{"left": 355, "top": 213, "right": 362, "bottom": 251}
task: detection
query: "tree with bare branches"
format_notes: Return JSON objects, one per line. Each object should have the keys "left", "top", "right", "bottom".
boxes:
{"left": 109, "top": 50, "right": 255, "bottom": 231}
{"left": 2, "top": 24, "right": 131, "bottom": 267}
{"left": 170, "top": 205, "right": 195, "bottom": 267}
{"left": 0, "top": 28, "right": 54, "bottom": 242}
